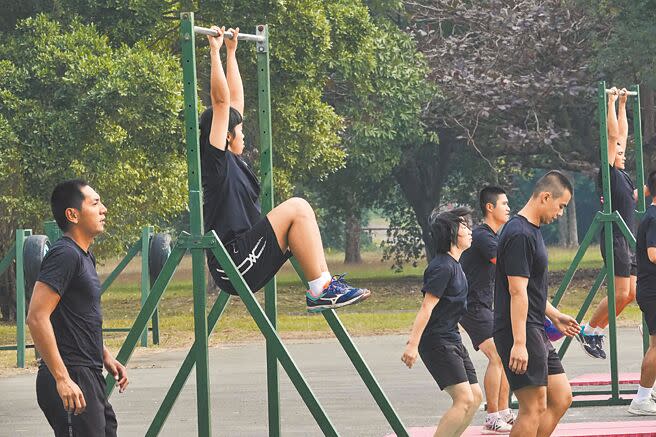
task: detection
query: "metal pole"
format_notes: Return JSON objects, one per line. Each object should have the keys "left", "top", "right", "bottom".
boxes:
{"left": 181, "top": 12, "right": 212, "bottom": 437}
{"left": 193, "top": 26, "right": 265, "bottom": 42}
{"left": 605, "top": 88, "right": 638, "bottom": 96}
{"left": 16, "top": 229, "right": 31, "bottom": 368}
{"left": 140, "top": 226, "right": 151, "bottom": 347}
{"left": 254, "top": 24, "right": 281, "bottom": 437}
{"left": 599, "top": 81, "right": 620, "bottom": 401}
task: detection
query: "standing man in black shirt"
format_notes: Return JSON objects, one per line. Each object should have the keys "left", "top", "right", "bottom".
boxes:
{"left": 460, "top": 186, "right": 513, "bottom": 433}
{"left": 402, "top": 207, "right": 483, "bottom": 437}
{"left": 27, "top": 180, "right": 128, "bottom": 436}
{"left": 200, "top": 27, "right": 370, "bottom": 312}
{"left": 578, "top": 88, "right": 638, "bottom": 359}
{"left": 494, "top": 171, "right": 580, "bottom": 437}
{"left": 628, "top": 169, "right": 656, "bottom": 415}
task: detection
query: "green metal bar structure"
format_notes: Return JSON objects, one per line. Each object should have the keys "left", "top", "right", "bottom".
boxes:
{"left": 180, "top": 13, "right": 213, "bottom": 436}
{"left": 15, "top": 229, "right": 31, "bottom": 368}
{"left": 145, "top": 291, "right": 231, "bottom": 437}
{"left": 101, "top": 239, "right": 141, "bottom": 294}
{"left": 107, "top": 13, "right": 408, "bottom": 436}
{"left": 289, "top": 258, "right": 409, "bottom": 436}
{"left": 43, "top": 220, "right": 62, "bottom": 244}
{"left": 255, "top": 24, "right": 282, "bottom": 437}
{"left": 551, "top": 81, "right": 644, "bottom": 407}
{"left": 140, "top": 226, "right": 153, "bottom": 347}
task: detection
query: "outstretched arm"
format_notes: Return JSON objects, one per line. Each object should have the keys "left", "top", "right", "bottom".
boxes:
{"left": 208, "top": 26, "right": 230, "bottom": 150}
{"left": 225, "top": 27, "right": 244, "bottom": 116}
{"left": 607, "top": 87, "right": 619, "bottom": 165}
{"left": 618, "top": 88, "right": 629, "bottom": 150}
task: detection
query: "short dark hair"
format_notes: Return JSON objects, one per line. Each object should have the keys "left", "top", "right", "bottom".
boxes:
{"left": 648, "top": 169, "right": 656, "bottom": 197}
{"left": 199, "top": 106, "right": 243, "bottom": 149}
{"left": 479, "top": 186, "right": 506, "bottom": 215}
{"left": 51, "top": 179, "right": 88, "bottom": 231}
{"left": 532, "top": 170, "right": 573, "bottom": 199}
{"left": 429, "top": 207, "right": 472, "bottom": 254}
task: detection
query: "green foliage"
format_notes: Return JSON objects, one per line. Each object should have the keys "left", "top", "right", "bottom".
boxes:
{"left": 0, "top": 15, "right": 187, "bottom": 256}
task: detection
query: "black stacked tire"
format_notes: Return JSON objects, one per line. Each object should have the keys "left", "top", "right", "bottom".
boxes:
{"left": 23, "top": 235, "right": 50, "bottom": 305}
{"left": 149, "top": 233, "right": 172, "bottom": 286}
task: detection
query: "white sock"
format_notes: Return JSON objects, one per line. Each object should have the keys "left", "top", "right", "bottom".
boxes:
{"left": 583, "top": 324, "right": 596, "bottom": 335}
{"left": 485, "top": 412, "right": 499, "bottom": 423}
{"left": 637, "top": 385, "right": 653, "bottom": 401}
{"left": 593, "top": 327, "right": 604, "bottom": 335}
{"left": 308, "top": 272, "right": 331, "bottom": 297}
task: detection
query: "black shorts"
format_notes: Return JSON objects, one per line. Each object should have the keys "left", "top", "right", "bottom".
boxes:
{"left": 36, "top": 366, "right": 117, "bottom": 437}
{"left": 494, "top": 326, "right": 565, "bottom": 391}
{"left": 208, "top": 217, "right": 292, "bottom": 295}
{"left": 419, "top": 341, "right": 478, "bottom": 390}
{"left": 460, "top": 304, "right": 494, "bottom": 351}
{"left": 600, "top": 234, "right": 636, "bottom": 278}
{"left": 637, "top": 294, "right": 656, "bottom": 335}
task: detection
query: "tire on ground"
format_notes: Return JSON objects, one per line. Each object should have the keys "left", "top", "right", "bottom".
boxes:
{"left": 149, "top": 233, "right": 172, "bottom": 286}
{"left": 23, "top": 235, "right": 50, "bottom": 305}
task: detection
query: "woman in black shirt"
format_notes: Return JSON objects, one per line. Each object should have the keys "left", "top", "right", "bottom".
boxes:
{"left": 200, "top": 27, "right": 370, "bottom": 312}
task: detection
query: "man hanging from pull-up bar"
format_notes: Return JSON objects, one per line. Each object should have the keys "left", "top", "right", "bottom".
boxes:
{"left": 576, "top": 87, "right": 638, "bottom": 359}
{"left": 200, "top": 26, "right": 371, "bottom": 311}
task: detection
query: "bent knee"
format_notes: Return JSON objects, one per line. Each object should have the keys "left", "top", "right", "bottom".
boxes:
{"left": 287, "top": 197, "right": 314, "bottom": 217}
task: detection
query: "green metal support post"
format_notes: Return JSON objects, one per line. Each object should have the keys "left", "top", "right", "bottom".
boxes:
{"left": 140, "top": 226, "right": 153, "bottom": 347}
{"left": 15, "top": 229, "right": 31, "bottom": 368}
{"left": 255, "top": 24, "right": 282, "bottom": 437}
{"left": 180, "top": 12, "right": 212, "bottom": 437}
{"left": 43, "top": 220, "right": 62, "bottom": 243}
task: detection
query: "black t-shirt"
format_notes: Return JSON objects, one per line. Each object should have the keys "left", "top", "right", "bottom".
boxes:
{"left": 201, "top": 133, "right": 261, "bottom": 243}
{"left": 37, "top": 237, "right": 103, "bottom": 370}
{"left": 494, "top": 215, "right": 549, "bottom": 333}
{"left": 461, "top": 223, "right": 497, "bottom": 309}
{"left": 636, "top": 204, "right": 656, "bottom": 299}
{"left": 599, "top": 164, "right": 636, "bottom": 238}
{"left": 419, "top": 253, "right": 469, "bottom": 347}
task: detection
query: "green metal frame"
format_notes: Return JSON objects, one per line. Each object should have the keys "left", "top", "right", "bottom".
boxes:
{"left": 550, "top": 81, "right": 646, "bottom": 407}
{"left": 102, "top": 12, "right": 408, "bottom": 437}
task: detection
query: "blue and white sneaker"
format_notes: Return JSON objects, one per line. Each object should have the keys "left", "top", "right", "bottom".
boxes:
{"left": 306, "top": 274, "right": 371, "bottom": 313}
{"left": 574, "top": 331, "right": 605, "bottom": 359}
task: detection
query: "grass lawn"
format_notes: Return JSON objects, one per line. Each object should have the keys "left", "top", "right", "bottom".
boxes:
{"left": 0, "top": 245, "right": 640, "bottom": 371}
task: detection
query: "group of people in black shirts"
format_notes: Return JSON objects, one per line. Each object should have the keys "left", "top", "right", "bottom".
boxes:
{"left": 401, "top": 86, "right": 656, "bottom": 437}
{"left": 21, "top": 26, "right": 656, "bottom": 437}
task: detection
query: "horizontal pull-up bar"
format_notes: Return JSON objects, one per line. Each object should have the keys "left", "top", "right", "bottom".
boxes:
{"left": 193, "top": 26, "right": 265, "bottom": 42}
{"left": 605, "top": 89, "right": 638, "bottom": 96}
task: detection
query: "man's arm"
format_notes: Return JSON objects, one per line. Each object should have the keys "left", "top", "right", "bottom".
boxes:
{"left": 545, "top": 301, "right": 580, "bottom": 337}
{"left": 618, "top": 89, "right": 629, "bottom": 150}
{"left": 401, "top": 292, "right": 439, "bottom": 369}
{"left": 207, "top": 26, "right": 230, "bottom": 150}
{"left": 508, "top": 275, "right": 529, "bottom": 374}
{"left": 224, "top": 27, "right": 244, "bottom": 116}
{"left": 607, "top": 88, "right": 619, "bottom": 164}
{"left": 27, "top": 282, "right": 86, "bottom": 414}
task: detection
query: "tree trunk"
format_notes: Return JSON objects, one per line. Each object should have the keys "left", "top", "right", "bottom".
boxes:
{"left": 557, "top": 209, "right": 568, "bottom": 247}
{"left": 567, "top": 193, "right": 578, "bottom": 247}
{"left": 394, "top": 128, "right": 458, "bottom": 259}
{"left": 344, "top": 211, "right": 362, "bottom": 264}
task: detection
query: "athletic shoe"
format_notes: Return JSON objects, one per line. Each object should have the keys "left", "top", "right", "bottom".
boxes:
{"left": 574, "top": 332, "right": 604, "bottom": 359}
{"left": 481, "top": 417, "right": 512, "bottom": 434}
{"left": 628, "top": 398, "right": 656, "bottom": 415}
{"left": 651, "top": 388, "right": 656, "bottom": 402}
{"left": 306, "top": 274, "right": 371, "bottom": 313}
{"left": 593, "top": 334, "right": 607, "bottom": 359}
{"left": 499, "top": 410, "right": 516, "bottom": 426}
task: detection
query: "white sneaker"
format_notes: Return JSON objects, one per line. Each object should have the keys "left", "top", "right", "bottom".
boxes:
{"left": 628, "top": 398, "right": 656, "bottom": 415}
{"left": 651, "top": 388, "right": 656, "bottom": 402}
{"left": 499, "top": 410, "right": 516, "bottom": 426}
{"left": 481, "top": 417, "right": 512, "bottom": 434}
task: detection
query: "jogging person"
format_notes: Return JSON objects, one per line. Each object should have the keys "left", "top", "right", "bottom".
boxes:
{"left": 494, "top": 171, "right": 580, "bottom": 437}
{"left": 402, "top": 207, "right": 483, "bottom": 437}
{"left": 628, "top": 169, "right": 656, "bottom": 415}
{"left": 200, "top": 26, "right": 370, "bottom": 311}
{"left": 577, "top": 88, "right": 637, "bottom": 358}
{"left": 27, "top": 180, "right": 128, "bottom": 436}
{"left": 460, "top": 186, "right": 513, "bottom": 433}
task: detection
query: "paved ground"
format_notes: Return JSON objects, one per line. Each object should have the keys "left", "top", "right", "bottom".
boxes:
{"left": 1, "top": 328, "right": 654, "bottom": 436}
